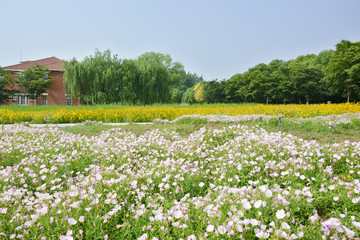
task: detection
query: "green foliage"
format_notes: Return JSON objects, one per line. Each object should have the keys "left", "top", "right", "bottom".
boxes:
{"left": 181, "top": 88, "right": 195, "bottom": 104}
{"left": 64, "top": 50, "right": 186, "bottom": 105}
{"left": 17, "top": 65, "right": 54, "bottom": 104}
{"left": 0, "top": 67, "right": 15, "bottom": 104}
{"left": 203, "top": 79, "right": 226, "bottom": 103}
{"left": 323, "top": 40, "right": 360, "bottom": 102}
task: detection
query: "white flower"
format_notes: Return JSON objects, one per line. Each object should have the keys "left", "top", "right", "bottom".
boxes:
{"left": 206, "top": 225, "right": 214, "bottom": 232}
{"left": 265, "top": 189, "right": 273, "bottom": 197}
{"left": 236, "top": 224, "right": 243, "bottom": 232}
{"left": 352, "top": 221, "right": 360, "bottom": 230}
{"left": 79, "top": 216, "right": 84, "bottom": 222}
{"left": 174, "top": 210, "right": 183, "bottom": 219}
{"left": 199, "top": 182, "right": 205, "bottom": 187}
{"left": 309, "top": 214, "right": 318, "bottom": 224}
{"left": 243, "top": 201, "right": 252, "bottom": 210}
{"left": 217, "top": 226, "right": 226, "bottom": 234}
{"left": 281, "top": 222, "right": 291, "bottom": 230}
{"left": 276, "top": 209, "right": 286, "bottom": 219}
{"left": 254, "top": 200, "right": 262, "bottom": 208}
{"left": 68, "top": 218, "right": 77, "bottom": 225}
{"left": 187, "top": 234, "right": 196, "bottom": 240}
{"left": 60, "top": 236, "right": 73, "bottom": 240}
{"left": 95, "top": 173, "right": 102, "bottom": 181}
{"left": 138, "top": 233, "right": 148, "bottom": 240}
{"left": 0, "top": 208, "right": 7, "bottom": 214}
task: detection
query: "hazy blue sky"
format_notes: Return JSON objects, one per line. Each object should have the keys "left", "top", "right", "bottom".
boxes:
{"left": 1, "top": 0, "right": 360, "bottom": 80}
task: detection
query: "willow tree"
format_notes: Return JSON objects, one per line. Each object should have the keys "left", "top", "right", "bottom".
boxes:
{"left": 136, "top": 52, "right": 182, "bottom": 104}
{"left": 63, "top": 49, "right": 122, "bottom": 104}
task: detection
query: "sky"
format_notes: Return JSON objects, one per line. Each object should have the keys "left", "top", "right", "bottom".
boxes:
{"left": 1, "top": 0, "right": 360, "bottom": 81}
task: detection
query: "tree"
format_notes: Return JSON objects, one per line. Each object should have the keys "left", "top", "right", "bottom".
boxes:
{"left": 182, "top": 88, "right": 195, "bottom": 104}
{"left": 287, "top": 55, "right": 325, "bottom": 104}
{"left": 323, "top": 40, "right": 360, "bottom": 102}
{"left": 0, "top": 67, "right": 16, "bottom": 104}
{"left": 17, "top": 65, "right": 54, "bottom": 105}
{"left": 203, "top": 79, "right": 226, "bottom": 103}
{"left": 225, "top": 73, "right": 242, "bottom": 103}
{"left": 64, "top": 50, "right": 123, "bottom": 105}
{"left": 179, "top": 72, "right": 203, "bottom": 93}
{"left": 193, "top": 82, "right": 205, "bottom": 103}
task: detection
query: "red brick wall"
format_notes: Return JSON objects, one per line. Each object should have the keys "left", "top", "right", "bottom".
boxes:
{"left": 47, "top": 71, "right": 65, "bottom": 105}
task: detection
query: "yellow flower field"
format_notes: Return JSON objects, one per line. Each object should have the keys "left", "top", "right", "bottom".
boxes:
{"left": 0, "top": 103, "right": 359, "bottom": 124}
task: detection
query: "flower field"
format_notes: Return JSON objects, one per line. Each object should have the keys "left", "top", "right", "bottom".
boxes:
{"left": 1, "top": 118, "right": 360, "bottom": 239}
{"left": 1, "top": 103, "right": 360, "bottom": 124}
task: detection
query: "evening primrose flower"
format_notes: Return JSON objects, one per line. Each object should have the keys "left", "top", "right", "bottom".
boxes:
{"left": 254, "top": 200, "right": 262, "bottom": 208}
{"left": 309, "top": 214, "right": 318, "bottom": 224}
{"left": 352, "top": 221, "right": 360, "bottom": 230}
{"left": 217, "top": 226, "right": 226, "bottom": 234}
{"left": 138, "top": 233, "right": 148, "bottom": 240}
{"left": 68, "top": 218, "right": 77, "bottom": 225}
{"left": 0, "top": 208, "right": 7, "bottom": 214}
{"left": 276, "top": 209, "right": 286, "bottom": 219}
{"left": 206, "top": 225, "right": 214, "bottom": 232}
{"left": 174, "top": 210, "right": 183, "bottom": 219}
{"left": 187, "top": 235, "right": 196, "bottom": 240}
{"left": 243, "top": 201, "right": 252, "bottom": 210}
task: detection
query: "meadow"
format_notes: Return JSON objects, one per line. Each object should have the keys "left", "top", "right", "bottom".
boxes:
{"left": 0, "top": 104, "right": 360, "bottom": 239}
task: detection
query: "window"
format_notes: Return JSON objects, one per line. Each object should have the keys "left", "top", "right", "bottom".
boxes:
{"left": 41, "top": 95, "right": 47, "bottom": 105}
{"left": 66, "top": 94, "right": 72, "bottom": 106}
{"left": 17, "top": 95, "right": 29, "bottom": 105}
{"left": 11, "top": 95, "right": 16, "bottom": 101}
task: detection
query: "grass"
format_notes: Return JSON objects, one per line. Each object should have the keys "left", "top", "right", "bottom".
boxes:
{"left": 61, "top": 119, "right": 360, "bottom": 144}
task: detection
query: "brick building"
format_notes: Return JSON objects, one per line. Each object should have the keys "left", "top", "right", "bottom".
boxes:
{"left": 2, "top": 57, "right": 78, "bottom": 106}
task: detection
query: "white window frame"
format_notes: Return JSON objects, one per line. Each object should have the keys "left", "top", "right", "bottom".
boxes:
{"left": 41, "top": 94, "right": 48, "bottom": 105}
{"left": 66, "top": 94, "right": 72, "bottom": 106}
{"left": 16, "top": 93, "right": 29, "bottom": 105}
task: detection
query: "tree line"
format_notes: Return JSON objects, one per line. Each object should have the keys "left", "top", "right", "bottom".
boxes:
{"left": 196, "top": 40, "right": 359, "bottom": 104}
{"left": 63, "top": 40, "right": 359, "bottom": 105}
{"left": 1, "top": 39, "right": 359, "bottom": 105}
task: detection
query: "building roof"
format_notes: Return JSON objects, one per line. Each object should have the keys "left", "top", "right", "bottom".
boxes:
{"left": 3, "top": 57, "right": 64, "bottom": 71}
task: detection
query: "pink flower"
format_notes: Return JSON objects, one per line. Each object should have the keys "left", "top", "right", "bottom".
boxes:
{"left": 276, "top": 209, "right": 286, "bottom": 219}
{"left": 68, "top": 218, "right": 77, "bottom": 225}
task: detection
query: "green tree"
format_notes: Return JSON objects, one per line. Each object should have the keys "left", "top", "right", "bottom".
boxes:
{"left": 225, "top": 73, "right": 242, "bottom": 103}
{"left": 203, "top": 79, "right": 226, "bottom": 103}
{"left": 0, "top": 67, "right": 16, "bottom": 104}
{"left": 247, "top": 63, "right": 273, "bottom": 103}
{"left": 64, "top": 50, "right": 123, "bottom": 104}
{"left": 323, "top": 40, "right": 360, "bottom": 102}
{"left": 182, "top": 88, "right": 195, "bottom": 104}
{"left": 179, "top": 73, "right": 203, "bottom": 93}
{"left": 287, "top": 55, "right": 325, "bottom": 104}
{"left": 17, "top": 65, "right": 54, "bottom": 105}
